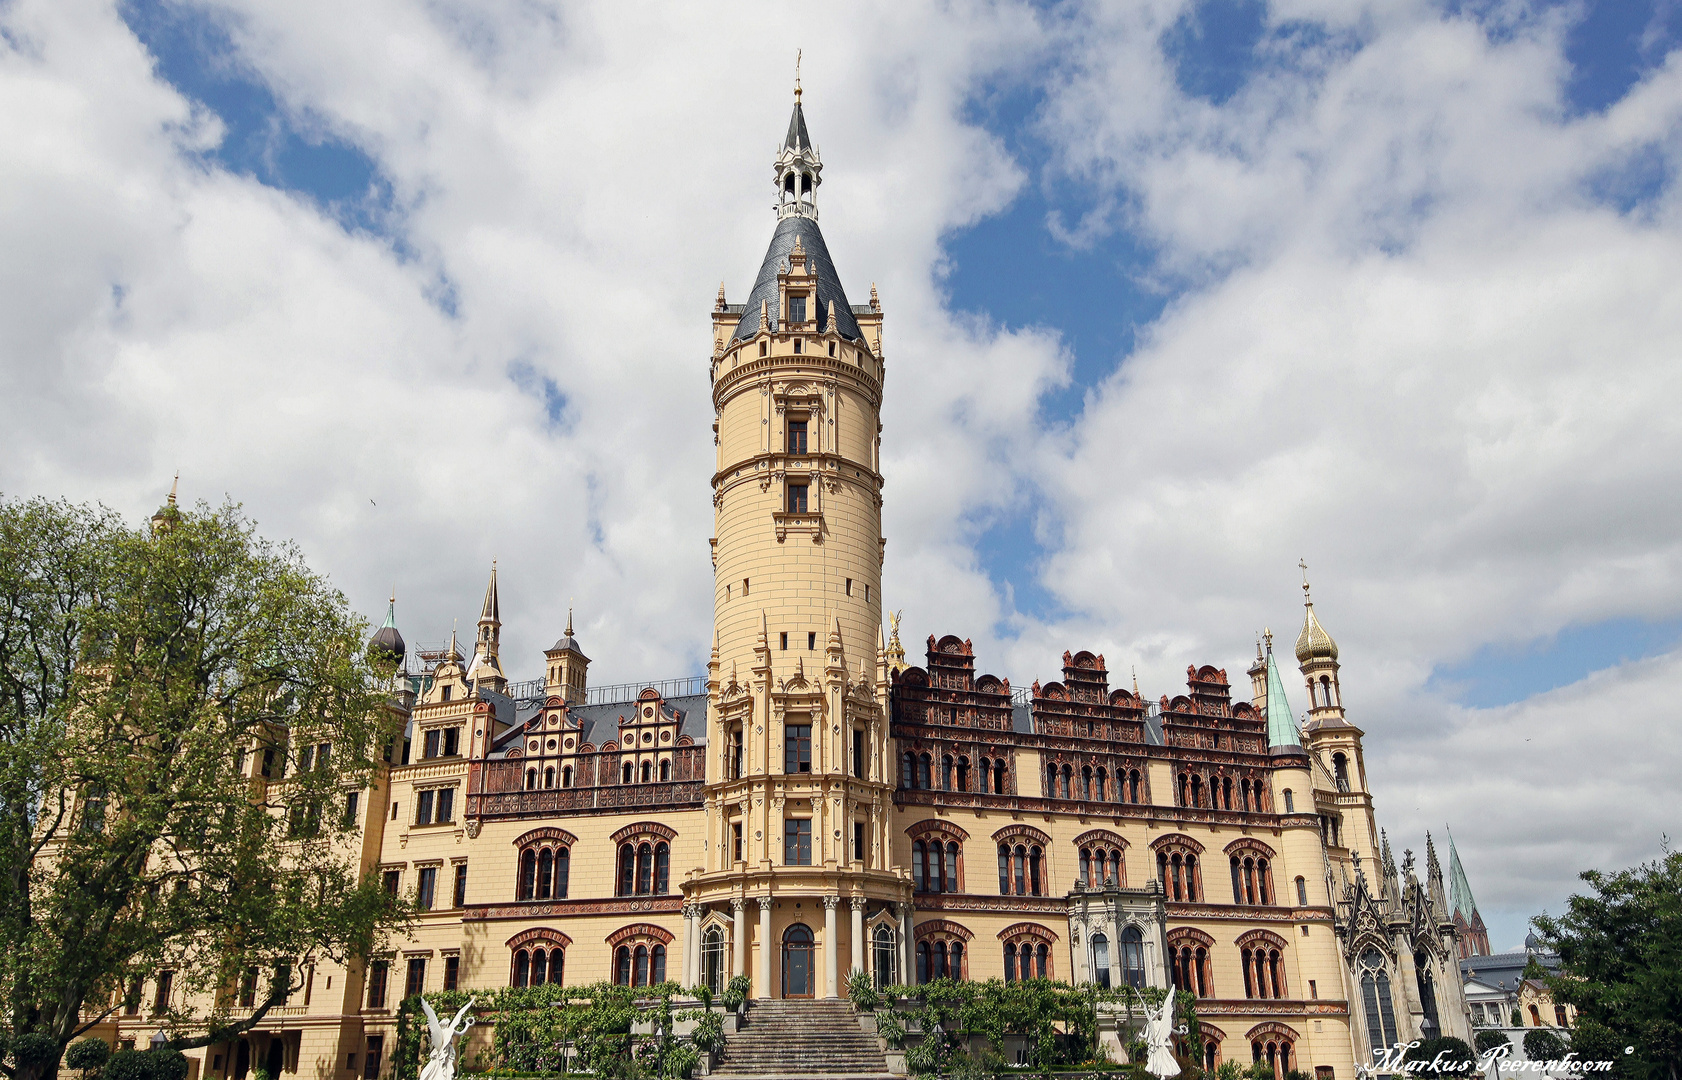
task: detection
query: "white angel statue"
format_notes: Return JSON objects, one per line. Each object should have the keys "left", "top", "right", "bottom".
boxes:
{"left": 1141, "top": 980, "right": 1181, "bottom": 1080}
{"left": 419, "top": 998, "right": 476, "bottom": 1080}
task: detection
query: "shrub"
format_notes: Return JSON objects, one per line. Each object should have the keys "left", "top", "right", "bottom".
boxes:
{"left": 1523, "top": 1029, "right": 1567, "bottom": 1063}
{"left": 721, "top": 975, "right": 751, "bottom": 1013}
{"left": 12, "top": 1034, "right": 61, "bottom": 1076}
{"left": 67, "top": 1039, "right": 112, "bottom": 1076}
{"left": 848, "top": 969, "right": 880, "bottom": 1012}
{"left": 1476, "top": 1030, "right": 1512, "bottom": 1055}
{"left": 1403, "top": 1037, "right": 1479, "bottom": 1078}
{"left": 1512, "top": 1008, "right": 1524, "bottom": 1027}
{"left": 878, "top": 1011, "right": 906, "bottom": 1049}
{"left": 664, "top": 1044, "right": 699, "bottom": 1079}
{"left": 690, "top": 1011, "right": 724, "bottom": 1053}
{"left": 105, "top": 1051, "right": 154, "bottom": 1080}
{"left": 689, "top": 983, "right": 712, "bottom": 1011}
{"left": 1245, "top": 1061, "right": 1276, "bottom": 1080}
{"left": 1286, "top": 1070, "right": 1313, "bottom": 1080}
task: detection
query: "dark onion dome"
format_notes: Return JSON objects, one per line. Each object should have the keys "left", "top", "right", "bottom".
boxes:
{"left": 369, "top": 596, "right": 405, "bottom": 665}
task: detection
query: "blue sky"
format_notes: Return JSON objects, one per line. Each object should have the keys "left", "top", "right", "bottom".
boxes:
{"left": 117, "top": 0, "right": 1682, "bottom": 713}
{"left": 10, "top": 0, "right": 1682, "bottom": 947}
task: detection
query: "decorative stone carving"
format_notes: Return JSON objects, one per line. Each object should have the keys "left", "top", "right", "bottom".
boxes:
{"left": 419, "top": 998, "right": 476, "bottom": 1080}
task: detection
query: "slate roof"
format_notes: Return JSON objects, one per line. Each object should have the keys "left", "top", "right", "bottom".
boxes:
{"left": 730, "top": 216, "right": 863, "bottom": 343}
{"left": 785, "top": 100, "right": 812, "bottom": 152}
{"left": 486, "top": 691, "right": 709, "bottom": 757}
{"left": 1460, "top": 950, "right": 1560, "bottom": 991}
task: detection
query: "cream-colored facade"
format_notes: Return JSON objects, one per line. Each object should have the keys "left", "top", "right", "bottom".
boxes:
{"left": 103, "top": 89, "right": 1473, "bottom": 1080}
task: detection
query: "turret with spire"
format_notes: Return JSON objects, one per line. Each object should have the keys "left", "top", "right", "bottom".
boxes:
{"left": 150, "top": 475, "right": 181, "bottom": 536}
{"left": 1295, "top": 561, "right": 1346, "bottom": 724}
{"left": 369, "top": 590, "right": 407, "bottom": 673}
{"left": 544, "top": 604, "right": 590, "bottom": 705}
{"left": 467, "top": 562, "right": 505, "bottom": 691}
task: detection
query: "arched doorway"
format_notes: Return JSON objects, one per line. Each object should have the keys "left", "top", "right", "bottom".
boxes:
{"left": 783, "top": 923, "right": 814, "bottom": 998}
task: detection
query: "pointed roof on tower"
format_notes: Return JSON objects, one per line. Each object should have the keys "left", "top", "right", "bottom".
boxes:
{"left": 1294, "top": 568, "right": 1339, "bottom": 663}
{"left": 1447, "top": 829, "right": 1482, "bottom": 924}
{"left": 480, "top": 561, "right": 501, "bottom": 625}
{"left": 1264, "top": 640, "right": 1305, "bottom": 755}
{"left": 369, "top": 590, "right": 406, "bottom": 666}
{"left": 731, "top": 87, "right": 862, "bottom": 343}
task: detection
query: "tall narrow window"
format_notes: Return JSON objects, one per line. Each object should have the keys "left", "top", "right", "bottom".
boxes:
{"left": 405, "top": 958, "right": 426, "bottom": 998}
{"left": 454, "top": 863, "right": 468, "bottom": 907}
{"left": 787, "top": 295, "right": 807, "bottom": 324}
{"left": 416, "top": 867, "right": 437, "bottom": 911}
{"left": 784, "top": 819, "right": 813, "bottom": 865}
{"left": 1121, "top": 927, "right": 1145, "bottom": 988}
{"left": 784, "top": 724, "right": 812, "bottom": 773}
{"left": 343, "top": 791, "right": 360, "bottom": 828}
{"left": 732, "top": 822, "right": 744, "bottom": 862}
{"left": 787, "top": 484, "right": 808, "bottom": 513}
{"left": 854, "top": 821, "right": 867, "bottom": 864}
{"left": 424, "top": 730, "right": 441, "bottom": 759}
{"left": 443, "top": 956, "right": 459, "bottom": 992}
{"left": 435, "top": 788, "right": 454, "bottom": 823}
{"left": 366, "top": 961, "right": 389, "bottom": 1009}
{"left": 787, "top": 419, "right": 808, "bottom": 454}
{"left": 1091, "top": 933, "right": 1111, "bottom": 988}
{"left": 779, "top": 631, "right": 788, "bottom": 651}
{"left": 415, "top": 790, "right": 434, "bottom": 826}
{"left": 443, "top": 728, "right": 460, "bottom": 756}
{"left": 852, "top": 730, "right": 865, "bottom": 778}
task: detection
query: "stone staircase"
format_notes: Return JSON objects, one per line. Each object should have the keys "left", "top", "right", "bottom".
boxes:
{"left": 711, "top": 999, "right": 894, "bottom": 1078}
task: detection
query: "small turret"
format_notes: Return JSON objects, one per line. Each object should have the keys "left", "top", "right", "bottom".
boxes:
{"left": 368, "top": 591, "right": 407, "bottom": 670}
{"left": 467, "top": 562, "right": 505, "bottom": 691}
{"left": 149, "top": 475, "right": 181, "bottom": 536}
{"left": 544, "top": 605, "right": 590, "bottom": 705}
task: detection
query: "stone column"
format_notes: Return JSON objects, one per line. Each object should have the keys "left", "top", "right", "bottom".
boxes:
{"left": 823, "top": 896, "right": 840, "bottom": 998}
{"left": 683, "top": 904, "right": 700, "bottom": 987}
{"left": 898, "top": 902, "right": 914, "bottom": 987}
{"left": 757, "top": 896, "right": 774, "bottom": 998}
{"left": 850, "top": 897, "right": 866, "bottom": 976}
{"left": 732, "top": 898, "right": 747, "bottom": 978}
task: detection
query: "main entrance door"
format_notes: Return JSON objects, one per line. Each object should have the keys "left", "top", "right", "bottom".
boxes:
{"left": 782, "top": 923, "right": 814, "bottom": 998}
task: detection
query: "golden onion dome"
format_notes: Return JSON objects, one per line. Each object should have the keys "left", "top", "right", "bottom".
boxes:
{"left": 1295, "top": 601, "right": 1338, "bottom": 663}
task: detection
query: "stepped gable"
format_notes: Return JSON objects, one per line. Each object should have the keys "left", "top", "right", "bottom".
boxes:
{"left": 889, "top": 634, "right": 1014, "bottom": 731}
{"left": 1030, "top": 649, "right": 1148, "bottom": 743}
{"left": 1160, "top": 664, "right": 1268, "bottom": 756}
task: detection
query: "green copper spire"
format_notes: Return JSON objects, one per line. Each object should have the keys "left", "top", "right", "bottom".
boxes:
{"left": 1447, "top": 828, "right": 1480, "bottom": 922}
{"left": 1265, "top": 646, "right": 1302, "bottom": 751}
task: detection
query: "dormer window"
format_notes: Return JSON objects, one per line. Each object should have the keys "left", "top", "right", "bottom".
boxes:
{"left": 788, "top": 295, "right": 807, "bottom": 324}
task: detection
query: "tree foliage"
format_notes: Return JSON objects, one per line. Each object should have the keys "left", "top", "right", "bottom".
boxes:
{"left": 1531, "top": 847, "right": 1682, "bottom": 1080}
{"left": 0, "top": 496, "right": 406, "bottom": 1078}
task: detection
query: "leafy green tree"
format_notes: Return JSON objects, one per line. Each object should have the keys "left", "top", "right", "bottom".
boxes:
{"left": 63, "top": 1038, "right": 110, "bottom": 1077}
{"left": 1531, "top": 849, "right": 1682, "bottom": 1080}
{"left": 0, "top": 496, "right": 405, "bottom": 1080}
{"left": 1521, "top": 955, "right": 1548, "bottom": 981}
{"left": 1523, "top": 1029, "right": 1566, "bottom": 1063}
{"left": 1475, "top": 1030, "right": 1511, "bottom": 1055}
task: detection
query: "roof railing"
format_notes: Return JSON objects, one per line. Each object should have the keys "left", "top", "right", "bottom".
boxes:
{"left": 503, "top": 675, "right": 710, "bottom": 707}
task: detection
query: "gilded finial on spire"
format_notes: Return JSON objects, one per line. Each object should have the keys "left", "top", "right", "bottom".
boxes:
{"left": 1300, "top": 558, "right": 1312, "bottom": 604}
{"left": 1132, "top": 665, "right": 1139, "bottom": 697}
{"left": 794, "top": 49, "right": 802, "bottom": 101}
{"left": 566, "top": 600, "right": 574, "bottom": 638}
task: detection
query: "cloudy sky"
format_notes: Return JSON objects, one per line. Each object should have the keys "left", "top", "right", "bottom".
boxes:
{"left": 4, "top": 0, "right": 1681, "bottom": 949}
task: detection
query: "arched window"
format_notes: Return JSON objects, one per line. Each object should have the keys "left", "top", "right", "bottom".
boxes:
{"left": 978, "top": 757, "right": 991, "bottom": 794}
{"left": 1036, "top": 943, "right": 1049, "bottom": 978}
{"left": 873, "top": 925, "right": 897, "bottom": 987}
{"left": 1129, "top": 769, "right": 1141, "bottom": 802}
{"left": 530, "top": 948, "right": 548, "bottom": 986}
{"left": 913, "top": 841, "right": 926, "bottom": 892}
{"left": 1296, "top": 876, "right": 1308, "bottom": 906}
{"left": 561, "top": 765, "right": 572, "bottom": 788}
{"left": 617, "top": 844, "right": 634, "bottom": 896}
{"left": 1358, "top": 949, "right": 1399, "bottom": 1056}
{"left": 994, "top": 759, "right": 1006, "bottom": 793}
{"left": 1047, "top": 762, "right": 1058, "bottom": 797}
{"left": 956, "top": 756, "right": 969, "bottom": 791}
{"left": 622, "top": 761, "right": 633, "bottom": 784}
{"left": 517, "top": 835, "right": 573, "bottom": 901}
{"left": 615, "top": 946, "right": 631, "bottom": 986}
{"left": 902, "top": 752, "right": 915, "bottom": 789}
{"left": 640, "top": 760, "right": 652, "bottom": 784}
{"left": 519, "top": 850, "right": 537, "bottom": 901}
{"left": 659, "top": 759, "right": 671, "bottom": 782}
{"left": 1120, "top": 927, "right": 1145, "bottom": 988}
{"left": 636, "top": 842, "right": 653, "bottom": 894}
{"left": 917, "top": 753, "right": 932, "bottom": 789}
{"left": 509, "top": 933, "right": 568, "bottom": 988}
{"left": 1251, "top": 1034, "right": 1295, "bottom": 1080}
{"left": 633, "top": 945, "right": 649, "bottom": 987}
{"left": 525, "top": 768, "right": 537, "bottom": 790}
{"left": 942, "top": 755, "right": 953, "bottom": 790}
{"left": 702, "top": 929, "right": 726, "bottom": 995}
{"left": 1094, "top": 767, "right": 1107, "bottom": 801}
{"left": 916, "top": 942, "right": 928, "bottom": 985}
{"left": 1082, "top": 766, "right": 1093, "bottom": 800}
{"left": 1003, "top": 942, "right": 1018, "bottom": 982}
{"left": 1091, "top": 932, "right": 1111, "bottom": 988}
{"left": 544, "top": 766, "right": 555, "bottom": 789}
{"left": 654, "top": 842, "right": 669, "bottom": 894}
{"left": 1061, "top": 764, "right": 1072, "bottom": 799}
{"left": 1333, "top": 753, "right": 1350, "bottom": 792}
{"left": 513, "top": 950, "right": 530, "bottom": 987}
{"left": 1529, "top": 1004, "right": 1542, "bottom": 1026}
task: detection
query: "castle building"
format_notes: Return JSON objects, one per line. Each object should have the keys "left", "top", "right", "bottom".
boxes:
{"left": 110, "top": 88, "right": 1472, "bottom": 1080}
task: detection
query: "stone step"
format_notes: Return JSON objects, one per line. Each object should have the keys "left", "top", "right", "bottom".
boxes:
{"left": 716, "top": 1000, "right": 890, "bottom": 1078}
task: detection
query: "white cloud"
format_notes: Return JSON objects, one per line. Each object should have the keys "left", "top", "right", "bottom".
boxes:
{"left": 3, "top": 0, "right": 1679, "bottom": 933}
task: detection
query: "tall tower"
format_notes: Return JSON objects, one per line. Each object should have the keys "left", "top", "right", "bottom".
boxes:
{"left": 690, "top": 83, "right": 902, "bottom": 1001}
